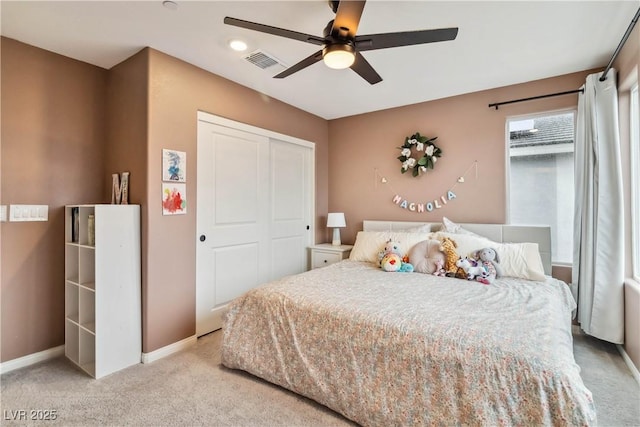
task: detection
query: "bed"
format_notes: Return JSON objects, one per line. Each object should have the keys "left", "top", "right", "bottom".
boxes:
{"left": 221, "top": 220, "right": 596, "bottom": 426}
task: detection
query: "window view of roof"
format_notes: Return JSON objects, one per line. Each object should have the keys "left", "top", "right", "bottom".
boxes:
{"left": 509, "top": 113, "right": 574, "bottom": 148}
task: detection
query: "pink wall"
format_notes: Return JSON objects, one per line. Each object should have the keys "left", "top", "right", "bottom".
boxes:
{"left": 105, "top": 49, "right": 150, "bottom": 352}
{"left": 328, "top": 70, "right": 597, "bottom": 244}
{"left": 1, "top": 38, "right": 107, "bottom": 362}
{"left": 105, "top": 50, "right": 148, "bottom": 206}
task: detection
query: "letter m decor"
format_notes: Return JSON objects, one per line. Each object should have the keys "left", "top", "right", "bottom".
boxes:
{"left": 111, "top": 172, "right": 130, "bottom": 205}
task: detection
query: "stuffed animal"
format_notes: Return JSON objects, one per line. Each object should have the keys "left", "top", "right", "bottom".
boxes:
{"left": 380, "top": 253, "right": 401, "bottom": 271}
{"left": 472, "top": 247, "right": 502, "bottom": 284}
{"left": 378, "top": 239, "right": 402, "bottom": 265}
{"left": 379, "top": 240, "right": 414, "bottom": 273}
{"left": 408, "top": 239, "right": 445, "bottom": 274}
{"left": 433, "top": 258, "right": 446, "bottom": 277}
{"left": 452, "top": 266, "right": 469, "bottom": 279}
{"left": 438, "top": 236, "right": 460, "bottom": 276}
{"left": 399, "top": 263, "right": 414, "bottom": 273}
{"left": 455, "top": 257, "right": 487, "bottom": 282}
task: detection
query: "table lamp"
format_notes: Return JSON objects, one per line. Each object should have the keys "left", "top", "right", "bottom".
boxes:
{"left": 327, "top": 212, "right": 346, "bottom": 246}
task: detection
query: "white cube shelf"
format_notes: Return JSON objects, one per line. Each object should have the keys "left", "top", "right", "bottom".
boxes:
{"left": 64, "top": 204, "right": 141, "bottom": 378}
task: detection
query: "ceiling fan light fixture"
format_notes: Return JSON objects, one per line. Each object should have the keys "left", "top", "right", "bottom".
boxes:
{"left": 223, "top": 0, "right": 458, "bottom": 84}
{"left": 323, "top": 43, "right": 355, "bottom": 69}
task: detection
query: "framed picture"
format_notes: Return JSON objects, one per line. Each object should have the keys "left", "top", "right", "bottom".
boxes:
{"left": 162, "top": 183, "right": 187, "bottom": 215}
{"left": 162, "top": 149, "right": 186, "bottom": 182}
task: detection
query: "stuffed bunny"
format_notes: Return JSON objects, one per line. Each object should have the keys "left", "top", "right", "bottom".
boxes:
{"left": 472, "top": 247, "right": 502, "bottom": 284}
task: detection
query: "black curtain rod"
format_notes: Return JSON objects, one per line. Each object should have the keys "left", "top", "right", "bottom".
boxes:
{"left": 489, "top": 6, "right": 638, "bottom": 110}
{"left": 600, "top": 7, "right": 640, "bottom": 82}
{"left": 488, "top": 89, "right": 584, "bottom": 110}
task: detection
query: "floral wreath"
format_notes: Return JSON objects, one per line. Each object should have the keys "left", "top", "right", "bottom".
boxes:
{"left": 397, "top": 132, "right": 442, "bottom": 177}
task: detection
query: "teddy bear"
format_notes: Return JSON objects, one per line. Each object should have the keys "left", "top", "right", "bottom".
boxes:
{"left": 472, "top": 247, "right": 502, "bottom": 284}
{"left": 408, "top": 239, "right": 445, "bottom": 274}
{"left": 438, "top": 236, "right": 460, "bottom": 276}
{"left": 379, "top": 240, "right": 414, "bottom": 272}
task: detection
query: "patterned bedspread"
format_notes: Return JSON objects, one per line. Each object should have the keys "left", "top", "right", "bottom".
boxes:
{"left": 221, "top": 260, "right": 596, "bottom": 426}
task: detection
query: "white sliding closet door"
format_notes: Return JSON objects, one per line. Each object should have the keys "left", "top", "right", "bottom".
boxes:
{"left": 269, "top": 139, "right": 312, "bottom": 280}
{"left": 196, "top": 114, "right": 313, "bottom": 336}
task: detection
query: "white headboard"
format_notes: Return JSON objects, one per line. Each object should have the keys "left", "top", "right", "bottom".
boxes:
{"left": 362, "top": 220, "right": 552, "bottom": 275}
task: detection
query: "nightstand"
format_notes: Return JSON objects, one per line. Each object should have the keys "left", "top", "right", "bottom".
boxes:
{"left": 309, "top": 243, "right": 353, "bottom": 269}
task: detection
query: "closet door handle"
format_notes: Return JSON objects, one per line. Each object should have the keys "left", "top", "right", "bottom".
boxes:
{"left": 199, "top": 235, "right": 206, "bottom": 242}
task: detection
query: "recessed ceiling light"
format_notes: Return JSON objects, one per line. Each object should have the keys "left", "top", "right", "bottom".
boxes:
{"left": 162, "top": 1, "right": 178, "bottom": 11}
{"left": 229, "top": 39, "right": 248, "bottom": 52}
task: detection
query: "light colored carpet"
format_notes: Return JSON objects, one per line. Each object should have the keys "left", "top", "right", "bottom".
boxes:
{"left": 1, "top": 327, "right": 639, "bottom": 426}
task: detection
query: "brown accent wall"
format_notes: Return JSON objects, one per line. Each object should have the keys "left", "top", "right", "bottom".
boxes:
{"left": 613, "top": 19, "right": 640, "bottom": 373}
{"left": 143, "top": 49, "right": 328, "bottom": 352}
{"left": 1, "top": 38, "right": 107, "bottom": 362}
{"left": 105, "top": 50, "right": 148, "bottom": 207}
{"left": 105, "top": 49, "right": 150, "bottom": 351}
{"left": 327, "top": 70, "right": 597, "bottom": 245}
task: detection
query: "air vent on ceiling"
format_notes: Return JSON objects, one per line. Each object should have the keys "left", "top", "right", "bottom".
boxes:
{"left": 244, "top": 50, "right": 286, "bottom": 71}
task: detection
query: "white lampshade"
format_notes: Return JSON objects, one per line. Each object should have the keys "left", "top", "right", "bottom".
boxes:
{"left": 327, "top": 212, "right": 346, "bottom": 228}
{"left": 327, "top": 212, "right": 346, "bottom": 246}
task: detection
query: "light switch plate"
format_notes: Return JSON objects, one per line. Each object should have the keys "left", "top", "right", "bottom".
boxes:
{"left": 0, "top": 205, "right": 7, "bottom": 222}
{"left": 9, "top": 205, "right": 48, "bottom": 222}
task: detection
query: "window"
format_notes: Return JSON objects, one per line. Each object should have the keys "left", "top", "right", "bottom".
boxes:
{"left": 631, "top": 84, "right": 640, "bottom": 282}
{"left": 507, "top": 111, "right": 575, "bottom": 264}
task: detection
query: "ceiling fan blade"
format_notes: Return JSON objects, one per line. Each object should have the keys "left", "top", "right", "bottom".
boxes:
{"left": 350, "top": 52, "right": 382, "bottom": 85}
{"left": 355, "top": 27, "right": 458, "bottom": 51}
{"left": 274, "top": 50, "right": 324, "bottom": 79}
{"left": 331, "top": 1, "right": 366, "bottom": 39}
{"left": 224, "top": 17, "right": 325, "bottom": 46}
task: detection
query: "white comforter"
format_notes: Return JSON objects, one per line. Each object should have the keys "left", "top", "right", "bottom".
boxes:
{"left": 222, "top": 260, "right": 596, "bottom": 426}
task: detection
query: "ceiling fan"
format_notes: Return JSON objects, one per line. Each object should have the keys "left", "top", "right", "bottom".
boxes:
{"left": 224, "top": 0, "right": 458, "bottom": 85}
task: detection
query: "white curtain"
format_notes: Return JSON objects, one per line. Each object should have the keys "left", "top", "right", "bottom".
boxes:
{"left": 572, "top": 70, "right": 624, "bottom": 344}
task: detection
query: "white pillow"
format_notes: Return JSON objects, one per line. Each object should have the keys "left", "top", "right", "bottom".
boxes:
{"left": 431, "top": 231, "right": 545, "bottom": 281}
{"left": 403, "top": 224, "right": 433, "bottom": 233}
{"left": 498, "top": 242, "right": 546, "bottom": 281}
{"left": 349, "top": 231, "right": 433, "bottom": 263}
{"left": 441, "top": 216, "right": 480, "bottom": 236}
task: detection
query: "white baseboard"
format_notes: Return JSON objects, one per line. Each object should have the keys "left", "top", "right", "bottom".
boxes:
{"left": 617, "top": 344, "right": 640, "bottom": 386}
{"left": 141, "top": 335, "right": 197, "bottom": 364}
{"left": 0, "top": 345, "right": 65, "bottom": 375}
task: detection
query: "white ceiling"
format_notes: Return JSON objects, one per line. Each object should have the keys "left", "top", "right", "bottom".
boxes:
{"left": 1, "top": 1, "right": 638, "bottom": 119}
